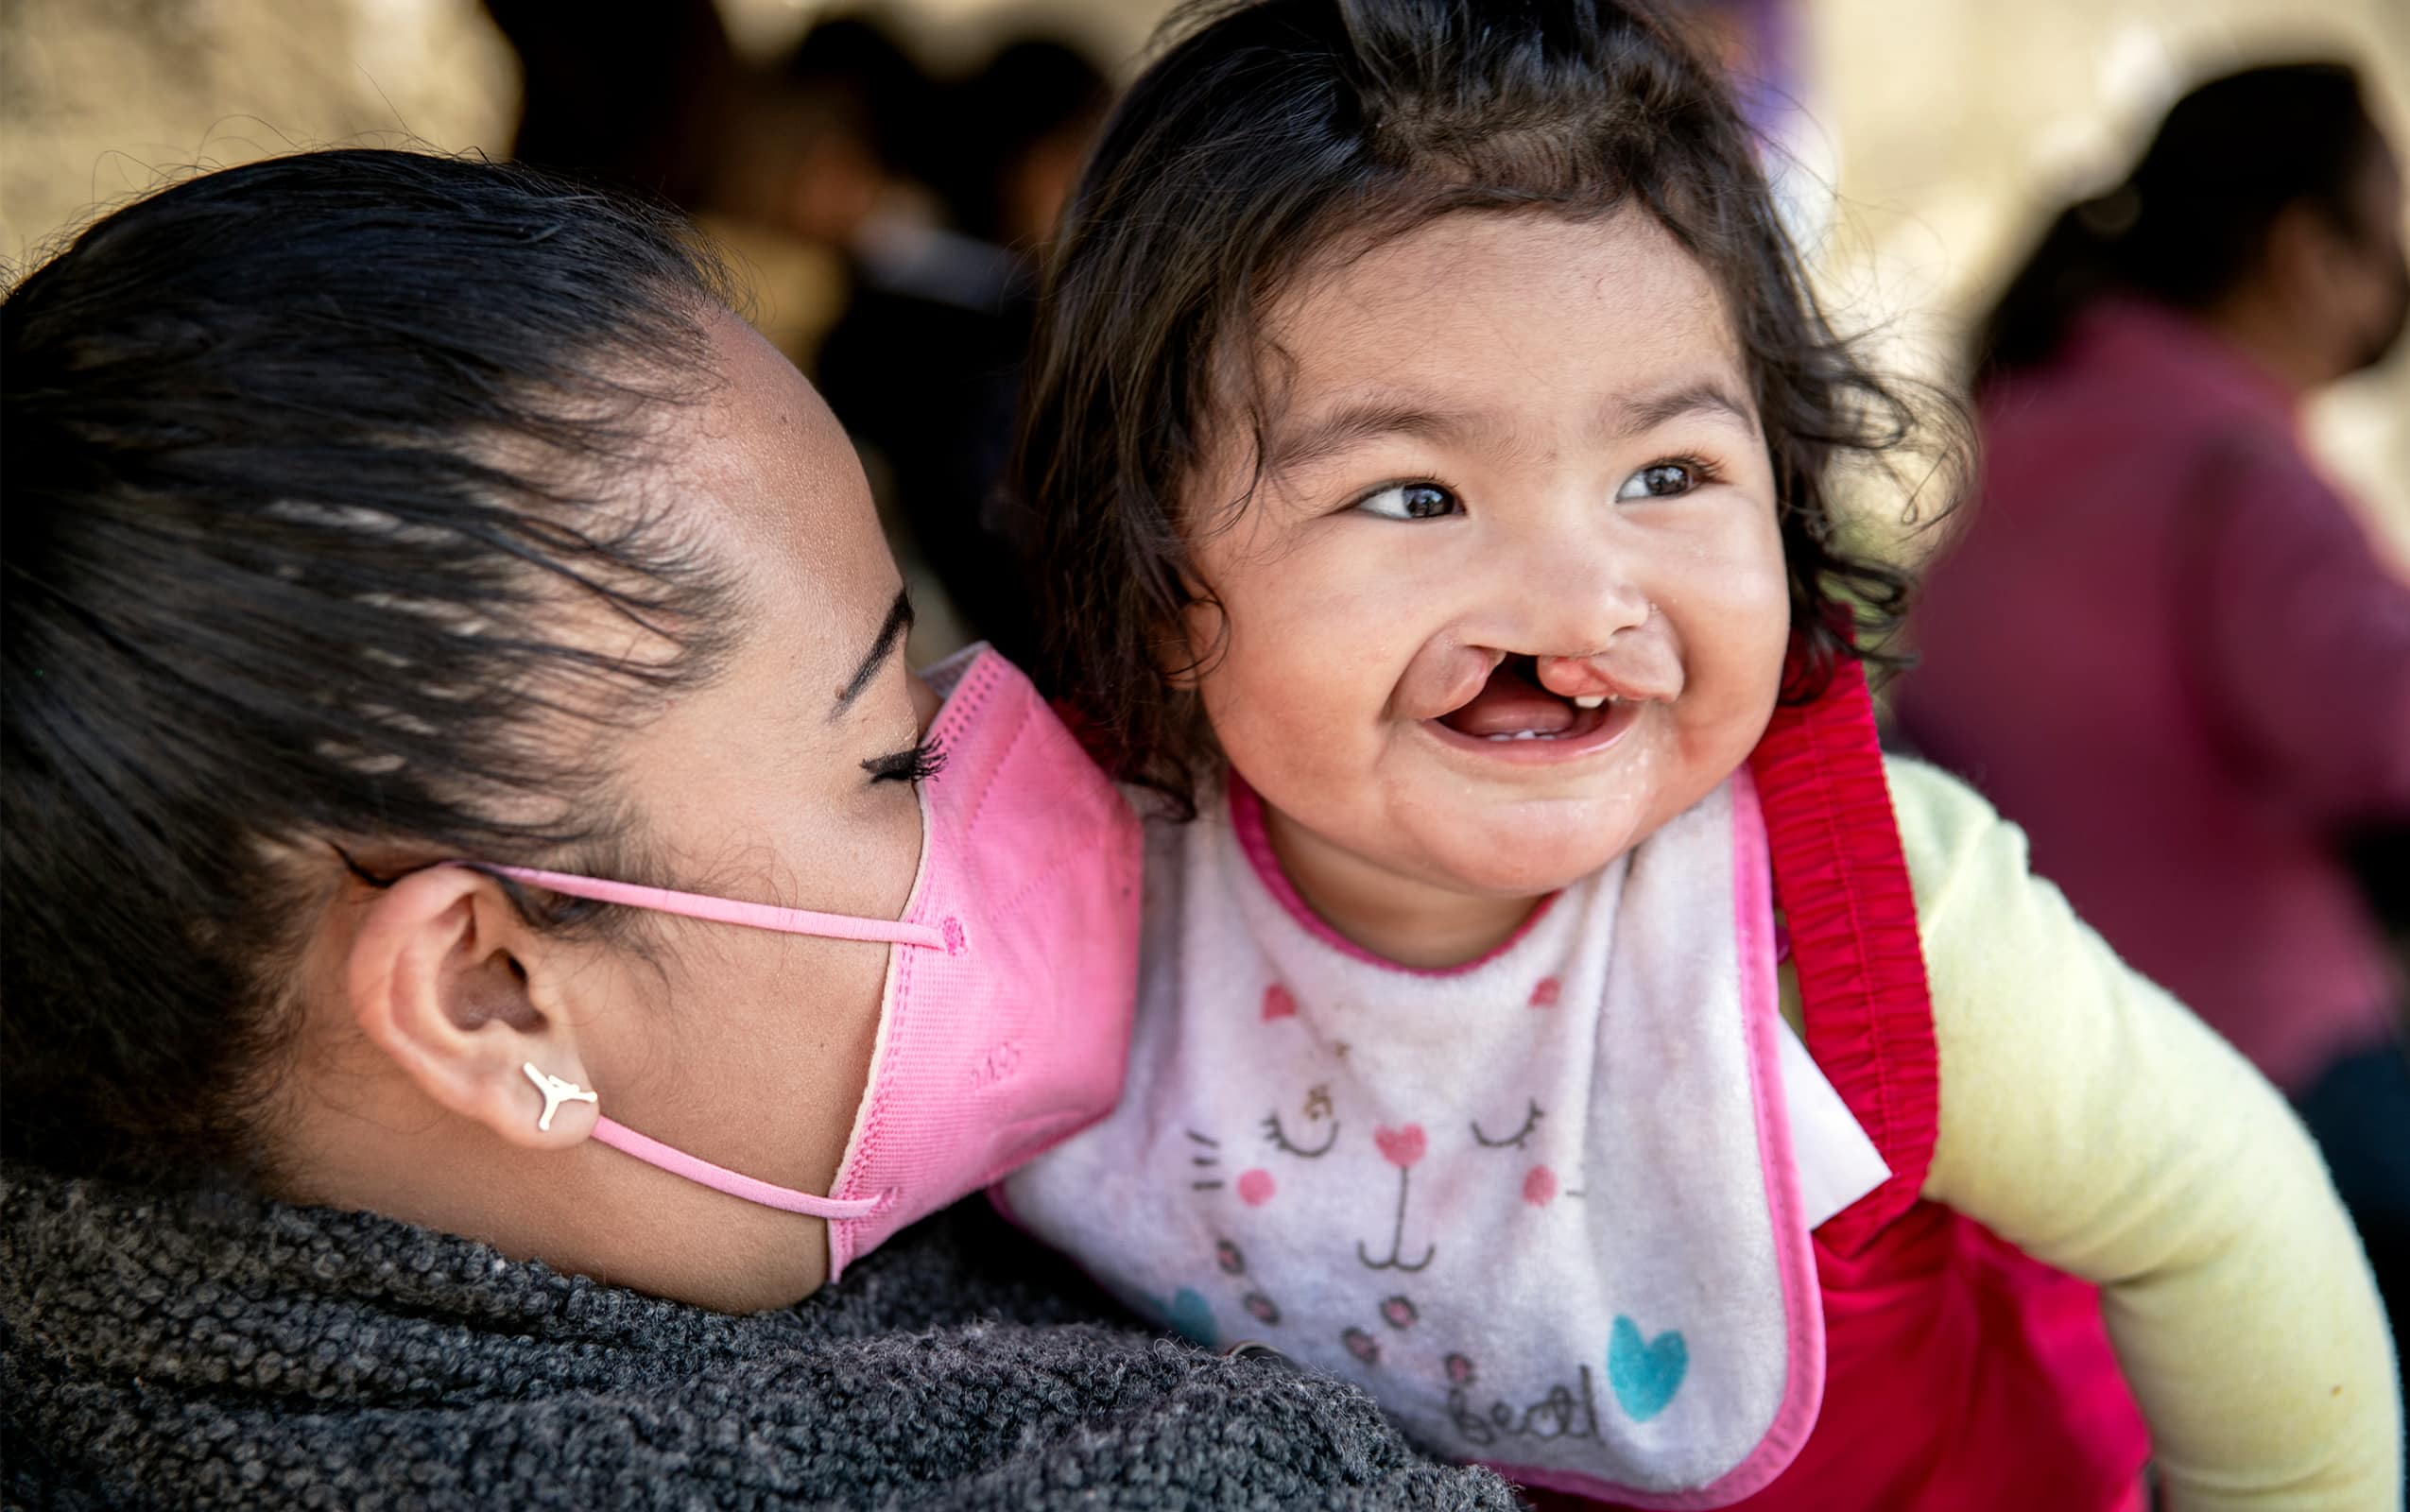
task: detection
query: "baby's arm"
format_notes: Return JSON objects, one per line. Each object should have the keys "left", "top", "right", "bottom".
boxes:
{"left": 1893, "top": 758, "right": 2401, "bottom": 1509}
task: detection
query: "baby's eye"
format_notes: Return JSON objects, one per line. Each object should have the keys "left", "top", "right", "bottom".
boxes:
{"left": 1354, "top": 482, "right": 1460, "bottom": 521}
{"left": 1615, "top": 461, "right": 1703, "bottom": 501}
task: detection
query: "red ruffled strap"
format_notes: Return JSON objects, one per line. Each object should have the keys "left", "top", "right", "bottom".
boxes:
{"left": 1747, "top": 655, "right": 1939, "bottom": 1256}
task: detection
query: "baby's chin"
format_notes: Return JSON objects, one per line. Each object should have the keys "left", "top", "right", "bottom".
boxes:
{"left": 1413, "top": 813, "right": 1654, "bottom": 899}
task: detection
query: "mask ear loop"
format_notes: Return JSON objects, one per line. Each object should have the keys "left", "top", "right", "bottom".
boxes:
{"left": 481, "top": 864, "right": 950, "bottom": 949}
{"left": 454, "top": 862, "right": 940, "bottom": 1219}
{"left": 587, "top": 1120, "right": 889, "bottom": 1218}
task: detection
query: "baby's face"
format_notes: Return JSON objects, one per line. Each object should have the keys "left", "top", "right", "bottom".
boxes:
{"left": 1181, "top": 210, "right": 1788, "bottom": 943}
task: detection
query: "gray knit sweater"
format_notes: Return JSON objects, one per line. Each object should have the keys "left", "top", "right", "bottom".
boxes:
{"left": 0, "top": 1164, "right": 1522, "bottom": 1510}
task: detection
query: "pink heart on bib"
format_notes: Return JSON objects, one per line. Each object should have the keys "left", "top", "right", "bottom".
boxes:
{"left": 1261, "top": 984, "right": 1298, "bottom": 1021}
{"left": 1374, "top": 1125, "right": 1426, "bottom": 1169}
{"left": 1528, "top": 977, "right": 1561, "bottom": 1008}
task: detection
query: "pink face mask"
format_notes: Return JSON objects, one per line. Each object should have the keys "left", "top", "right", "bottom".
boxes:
{"left": 487, "top": 645, "right": 1143, "bottom": 1281}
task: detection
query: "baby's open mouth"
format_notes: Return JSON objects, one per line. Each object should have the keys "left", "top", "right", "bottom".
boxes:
{"left": 1434, "top": 656, "right": 1616, "bottom": 742}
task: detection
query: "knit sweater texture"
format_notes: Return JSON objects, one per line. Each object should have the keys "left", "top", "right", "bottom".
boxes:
{"left": 0, "top": 1162, "right": 1522, "bottom": 1511}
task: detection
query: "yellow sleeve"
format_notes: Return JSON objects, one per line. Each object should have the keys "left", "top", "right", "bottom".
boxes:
{"left": 1888, "top": 757, "right": 2402, "bottom": 1509}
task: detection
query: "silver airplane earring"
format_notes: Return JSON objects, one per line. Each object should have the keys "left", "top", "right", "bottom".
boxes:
{"left": 523, "top": 1062, "right": 598, "bottom": 1132}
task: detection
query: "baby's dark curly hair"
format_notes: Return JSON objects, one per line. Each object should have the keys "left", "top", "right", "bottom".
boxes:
{"left": 1010, "top": 0, "right": 1962, "bottom": 817}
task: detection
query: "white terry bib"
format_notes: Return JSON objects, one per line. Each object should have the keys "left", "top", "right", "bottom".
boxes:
{"left": 1004, "top": 773, "right": 1833, "bottom": 1504}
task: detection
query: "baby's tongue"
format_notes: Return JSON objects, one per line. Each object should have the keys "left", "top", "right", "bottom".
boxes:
{"left": 1438, "top": 663, "right": 1576, "bottom": 737}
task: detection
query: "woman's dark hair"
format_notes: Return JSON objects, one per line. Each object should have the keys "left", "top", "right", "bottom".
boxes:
{"left": 1011, "top": 0, "right": 1957, "bottom": 816}
{"left": 1975, "top": 61, "right": 2386, "bottom": 378}
{"left": 3, "top": 149, "right": 735, "bottom": 1185}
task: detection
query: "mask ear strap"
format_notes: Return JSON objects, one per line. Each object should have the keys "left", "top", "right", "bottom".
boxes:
{"left": 590, "top": 1118, "right": 889, "bottom": 1219}
{"left": 452, "top": 860, "right": 921, "bottom": 1219}
{"left": 473, "top": 864, "right": 950, "bottom": 950}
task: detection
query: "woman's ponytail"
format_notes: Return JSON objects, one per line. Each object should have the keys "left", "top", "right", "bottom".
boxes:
{"left": 1971, "top": 190, "right": 2140, "bottom": 378}
{"left": 1971, "top": 62, "right": 2379, "bottom": 385}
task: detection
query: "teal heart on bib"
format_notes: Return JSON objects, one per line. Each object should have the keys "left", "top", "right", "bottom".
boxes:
{"left": 1142, "top": 1287, "right": 1218, "bottom": 1349}
{"left": 1607, "top": 1314, "right": 1687, "bottom": 1422}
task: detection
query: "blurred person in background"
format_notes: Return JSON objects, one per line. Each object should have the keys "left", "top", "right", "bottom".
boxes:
{"left": 817, "top": 32, "right": 1112, "bottom": 669}
{"left": 482, "top": 0, "right": 738, "bottom": 211}
{"left": 653, "top": 13, "right": 943, "bottom": 369}
{"left": 1897, "top": 60, "right": 2410, "bottom": 1354}
{"left": 483, "top": 6, "right": 1079, "bottom": 662}
{"left": 479, "top": 6, "right": 1109, "bottom": 666}
{"left": 921, "top": 36, "right": 1113, "bottom": 256}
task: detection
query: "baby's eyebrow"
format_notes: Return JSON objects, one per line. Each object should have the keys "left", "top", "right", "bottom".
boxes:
{"left": 1262, "top": 397, "right": 1475, "bottom": 481}
{"left": 1599, "top": 380, "right": 1761, "bottom": 440}
{"left": 1262, "top": 376, "right": 1760, "bottom": 483}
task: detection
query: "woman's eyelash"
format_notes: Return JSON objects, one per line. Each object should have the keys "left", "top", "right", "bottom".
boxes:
{"left": 861, "top": 738, "right": 947, "bottom": 785}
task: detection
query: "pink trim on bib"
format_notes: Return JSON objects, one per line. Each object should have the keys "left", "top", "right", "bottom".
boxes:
{"left": 1495, "top": 768, "right": 1825, "bottom": 1508}
{"left": 1226, "top": 775, "right": 1558, "bottom": 977}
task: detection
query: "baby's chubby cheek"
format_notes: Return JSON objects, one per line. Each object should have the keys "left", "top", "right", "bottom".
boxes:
{"left": 1203, "top": 665, "right": 1366, "bottom": 814}
{"left": 1189, "top": 579, "right": 1417, "bottom": 758}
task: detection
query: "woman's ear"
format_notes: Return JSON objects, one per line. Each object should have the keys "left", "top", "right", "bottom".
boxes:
{"left": 345, "top": 866, "right": 599, "bottom": 1149}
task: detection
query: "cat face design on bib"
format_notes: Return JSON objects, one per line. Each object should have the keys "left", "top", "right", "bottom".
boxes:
{"left": 1161, "top": 990, "right": 1630, "bottom": 1452}
{"left": 1006, "top": 775, "right": 1821, "bottom": 1503}
{"left": 1187, "top": 1076, "right": 1573, "bottom": 1273}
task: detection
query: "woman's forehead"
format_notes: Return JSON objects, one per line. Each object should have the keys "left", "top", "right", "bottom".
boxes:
{"left": 666, "top": 309, "right": 897, "bottom": 630}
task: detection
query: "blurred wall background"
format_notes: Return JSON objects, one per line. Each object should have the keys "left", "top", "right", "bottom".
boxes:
{"left": 4, "top": 0, "right": 2404, "bottom": 554}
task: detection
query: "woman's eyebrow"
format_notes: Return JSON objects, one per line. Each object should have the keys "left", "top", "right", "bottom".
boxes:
{"left": 834, "top": 588, "right": 914, "bottom": 717}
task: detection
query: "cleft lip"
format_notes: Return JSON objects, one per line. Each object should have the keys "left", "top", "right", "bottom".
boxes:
{"left": 1431, "top": 655, "right": 1594, "bottom": 740}
{"left": 1535, "top": 648, "right": 1678, "bottom": 709}
{"left": 1408, "top": 648, "right": 1675, "bottom": 733}
{"left": 1415, "top": 648, "right": 1508, "bottom": 725}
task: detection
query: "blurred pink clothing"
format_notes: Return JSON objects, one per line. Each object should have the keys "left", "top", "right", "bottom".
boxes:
{"left": 1899, "top": 298, "right": 2410, "bottom": 1093}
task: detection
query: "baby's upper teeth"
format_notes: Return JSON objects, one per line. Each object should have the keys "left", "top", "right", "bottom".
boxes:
{"left": 1572, "top": 695, "right": 1609, "bottom": 710}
